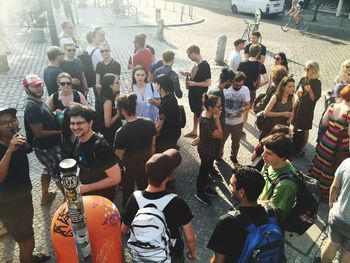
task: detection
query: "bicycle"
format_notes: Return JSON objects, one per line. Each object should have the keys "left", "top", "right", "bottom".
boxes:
{"left": 241, "top": 9, "right": 262, "bottom": 41}
{"left": 281, "top": 14, "right": 309, "bottom": 33}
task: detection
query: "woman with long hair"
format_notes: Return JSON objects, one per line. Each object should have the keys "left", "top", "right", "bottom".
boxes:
{"left": 195, "top": 93, "right": 223, "bottom": 205}
{"left": 128, "top": 65, "right": 160, "bottom": 123}
{"left": 334, "top": 59, "right": 350, "bottom": 85}
{"left": 273, "top": 52, "right": 289, "bottom": 72}
{"left": 292, "top": 61, "right": 322, "bottom": 157}
{"left": 114, "top": 92, "right": 157, "bottom": 208}
{"left": 100, "top": 73, "right": 122, "bottom": 145}
{"left": 309, "top": 85, "right": 350, "bottom": 199}
{"left": 261, "top": 76, "right": 296, "bottom": 139}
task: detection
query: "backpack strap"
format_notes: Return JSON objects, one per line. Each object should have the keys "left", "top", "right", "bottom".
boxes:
{"left": 150, "top": 83, "right": 154, "bottom": 95}
{"left": 134, "top": 190, "right": 177, "bottom": 212}
{"left": 262, "top": 204, "right": 278, "bottom": 225}
{"left": 267, "top": 171, "right": 296, "bottom": 199}
{"left": 227, "top": 209, "right": 257, "bottom": 234}
{"left": 90, "top": 47, "right": 98, "bottom": 57}
{"left": 73, "top": 90, "right": 81, "bottom": 103}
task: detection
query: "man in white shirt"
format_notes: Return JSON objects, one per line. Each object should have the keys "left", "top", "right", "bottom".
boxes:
{"left": 59, "top": 21, "right": 78, "bottom": 51}
{"left": 228, "top": 39, "right": 245, "bottom": 72}
{"left": 85, "top": 30, "right": 103, "bottom": 72}
{"left": 219, "top": 71, "right": 250, "bottom": 170}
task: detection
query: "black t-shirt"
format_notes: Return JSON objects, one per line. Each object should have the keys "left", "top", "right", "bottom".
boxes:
{"left": 198, "top": 117, "right": 220, "bottom": 160}
{"left": 114, "top": 118, "right": 156, "bottom": 168}
{"left": 96, "top": 58, "right": 121, "bottom": 80}
{"left": 43, "top": 66, "right": 63, "bottom": 96}
{"left": 158, "top": 93, "right": 181, "bottom": 141}
{"left": 60, "top": 58, "right": 85, "bottom": 94}
{"left": 0, "top": 144, "right": 32, "bottom": 205}
{"left": 74, "top": 134, "right": 119, "bottom": 201}
{"left": 237, "top": 61, "right": 267, "bottom": 91}
{"left": 244, "top": 43, "right": 267, "bottom": 57}
{"left": 207, "top": 205, "right": 269, "bottom": 263}
{"left": 122, "top": 190, "right": 193, "bottom": 257}
{"left": 52, "top": 90, "right": 81, "bottom": 111}
{"left": 189, "top": 60, "right": 211, "bottom": 98}
{"left": 100, "top": 98, "right": 122, "bottom": 146}
{"left": 24, "top": 99, "right": 61, "bottom": 149}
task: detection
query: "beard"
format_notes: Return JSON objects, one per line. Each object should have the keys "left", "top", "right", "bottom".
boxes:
{"left": 26, "top": 88, "right": 43, "bottom": 98}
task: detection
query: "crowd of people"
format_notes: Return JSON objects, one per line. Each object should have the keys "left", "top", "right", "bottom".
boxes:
{"left": 0, "top": 20, "right": 350, "bottom": 262}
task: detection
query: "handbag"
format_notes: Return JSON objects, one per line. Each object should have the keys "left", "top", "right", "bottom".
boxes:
{"left": 255, "top": 111, "right": 267, "bottom": 131}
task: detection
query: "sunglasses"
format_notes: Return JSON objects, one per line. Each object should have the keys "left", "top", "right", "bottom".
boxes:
{"left": 304, "top": 68, "right": 310, "bottom": 71}
{"left": 346, "top": 65, "right": 350, "bottom": 69}
{"left": 67, "top": 49, "right": 76, "bottom": 52}
{"left": 274, "top": 57, "right": 281, "bottom": 60}
{"left": 60, "top": 82, "right": 72, "bottom": 86}
{"left": 100, "top": 49, "right": 110, "bottom": 53}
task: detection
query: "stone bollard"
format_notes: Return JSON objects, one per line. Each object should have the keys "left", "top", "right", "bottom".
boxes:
{"left": 31, "top": 28, "right": 45, "bottom": 43}
{"left": 155, "top": 8, "right": 161, "bottom": 22}
{"left": 0, "top": 54, "right": 10, "bottom": 73}
{"left": 156, "top": 19, "right": 165, "bottom": 41}
{"left": 180, "top": 5, "right": 184, "bottom": 22}
{"left": 215, "top": 34, "right": 227, "bottom": 65}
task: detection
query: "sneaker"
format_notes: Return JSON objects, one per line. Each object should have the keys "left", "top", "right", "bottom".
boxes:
{"left": 210, "top": 168, "right": 221, "bottom": 178}
{"left": 195, "top": 192, "right": 211, "bottom": 205}
{"left": 215, "top": 157, "right": 224, "bottom": 165}
{"left": 204, "top": 187, "right": 218, "bottom": 197}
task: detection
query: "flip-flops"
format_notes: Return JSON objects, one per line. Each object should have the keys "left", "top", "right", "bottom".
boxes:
{"left": 191, "top": 138, "right": 199, "bottom": 146}
{"left": 41, "top": 192, "right": 57, "bottom": 206}
{"left": 32, "top": 252, "right": 50, "bottom": 262}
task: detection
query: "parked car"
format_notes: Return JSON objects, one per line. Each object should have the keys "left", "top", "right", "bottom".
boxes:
{"left": 231, "top": 0, "right": 285, "bottom": 16}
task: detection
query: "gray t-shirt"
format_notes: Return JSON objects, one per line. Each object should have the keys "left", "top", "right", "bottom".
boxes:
{"left": 330, "top": 158, "right": 350, "bottom": 223}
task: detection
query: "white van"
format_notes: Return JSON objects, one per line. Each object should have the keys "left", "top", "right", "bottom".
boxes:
{"left": 231, "top": 0, "right": 285, "bottom": 16}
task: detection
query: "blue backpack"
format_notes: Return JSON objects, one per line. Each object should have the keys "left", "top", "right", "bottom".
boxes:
{"left": 228, "top": 205, "right": 286, "bottom": 263}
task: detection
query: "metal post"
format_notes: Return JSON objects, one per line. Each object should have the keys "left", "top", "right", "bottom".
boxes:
{"left": 45, "top": 0, "right": 59, "bottom": 46}
{"left": 59, "top": 159, "right": 93, "bottom": 263}
{"left": 164, "top": 0, "right": 167, "bottom": 10}
{"left": 172, "top": 2, "right": 175, "bottom": 12}
{"left": 181, "top": 5, "right": 184, "bottom": 22}
{"left": 190, "top": 5, "right": 193, "bottom": 19}
{"left": 136, "top": 7, "right": 138, "bottom": 23}
{"left": 156, "top": 18, "right": 165, "bottom": 41}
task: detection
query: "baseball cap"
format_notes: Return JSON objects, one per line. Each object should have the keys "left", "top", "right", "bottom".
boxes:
{"left": 22, "top": 74, "right": 44, "bottom": 88}
{"left": 234, "top": 39, "right": 246, "bottom": 46}
{"left": 146, "top": 149, "right": 182, "bottom": 180}
{"left": 0, "top": 107, "right": 17, "bottom": 117}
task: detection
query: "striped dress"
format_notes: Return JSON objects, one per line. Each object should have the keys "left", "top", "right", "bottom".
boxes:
{"left": 309, "top": 105, "right": 350, "bottom": 199}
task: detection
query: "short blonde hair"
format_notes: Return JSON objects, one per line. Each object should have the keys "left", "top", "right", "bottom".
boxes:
{"left": 57, "top": 72, "right": 72, "bottom": 86}
{"left": 305, "top": 60, "right": 320, "bottom": 79}
{"left": 64, "top": 42, "right": 76, "bottom": 50}
{"left": 340, "top": 59, "right": 350, "bottom": 73}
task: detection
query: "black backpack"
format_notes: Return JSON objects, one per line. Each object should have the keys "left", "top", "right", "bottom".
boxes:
{"left": 267, "top": 169, "right": 320, "bottom": 235}
{"left": 253, "top": 83, "right": 277, "bottom": 114}
{"left": 24, "top": 99, "right": 44, "bottom": 153}
{"left": 78, "top": 48, "right": 98, "bottom": 87}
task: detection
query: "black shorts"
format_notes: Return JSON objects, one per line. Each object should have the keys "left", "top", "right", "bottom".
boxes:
{"left": 189, "top": 89, "right": 206, "bottom": 118}
{"left": 0, "top": 193, "right": 34, "bottom": 242}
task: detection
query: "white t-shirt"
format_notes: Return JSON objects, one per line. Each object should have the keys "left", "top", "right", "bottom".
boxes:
{"left": 330, "top": 158, "right": 350, "bottom": 224}
{"left": 86, "top": 45, "right": 103, "bottom": 71}
{"left": 224, "top": 85, "right": 250, "bottom": 125}
{"left": 228, "top": 50, "right": 242, "bottom": 72}
{"left": 59, "top": 35, "right": 74, "bottom": 49}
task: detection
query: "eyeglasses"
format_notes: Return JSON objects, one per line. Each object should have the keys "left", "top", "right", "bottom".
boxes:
{"left": 304, "top": 68, "right": 310, "bottom": 71}
{"left": 66, "top": 49, "right": 76, "bottom": 52}
{"left": 100, "top": 49, "right": 110, "bottom": 53}
{"left": 274, "top": 57, "right": 281, "bottom": 60}
{"left": 0, "top": 117, "right": 18, "bottom": 127}
{"left": 70, "top": 121, "right": 87, "bottom": 126}
{"left": 60, "top": 82, "right": 72, "bottom": 86}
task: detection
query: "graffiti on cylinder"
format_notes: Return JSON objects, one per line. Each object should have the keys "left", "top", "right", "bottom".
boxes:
{"left": 53, "top": 208, "right": 73, "bottom": 237}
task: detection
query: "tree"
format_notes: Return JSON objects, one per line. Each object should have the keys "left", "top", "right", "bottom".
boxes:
{"left": 312, "top": 0, "right": 328, "bottom": 22}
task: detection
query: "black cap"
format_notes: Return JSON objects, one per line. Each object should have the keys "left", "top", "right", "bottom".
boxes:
{"left": 0, "top": 107, "right": 17, "bottom": 117}
{"left": 234, "top": 38, "right": 246, "bottom": 46}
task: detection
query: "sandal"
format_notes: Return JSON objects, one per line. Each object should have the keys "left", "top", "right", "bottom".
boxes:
{"left": 41, "top": 192, "right": 57, "bottom": 205}
{"left": 296, "top": 150, "right": 305, "bottom": 157}
{"left": 184, "top": 132, "right": 197, "bottom": 138}
{"left": 32, "top": 252, "right": 50, "bottom": 263}
{"left": 191, "top": 138, "right": 199, "bottom": 146}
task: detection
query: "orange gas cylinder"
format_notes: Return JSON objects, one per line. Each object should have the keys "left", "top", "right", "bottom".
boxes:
{"left": 51, "top": 195, "right": 122, "bottom": 263}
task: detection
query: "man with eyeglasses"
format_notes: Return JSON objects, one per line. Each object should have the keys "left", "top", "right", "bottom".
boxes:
{"left": 43, "top": 46, "right": 64, "bottom": 96}
{"left": 219, "top": 72, "right": 250, "bottom": 171}
{"left": 68, "top": 104, "right": 121, "bottom": 202}
{"left": 23, "top": 74, "right": 64, "bottom": 205}
{"left": 60, "top": 42, "right": 89, "bottom": 96}
{"left": 95, "top": 43, "right": 121, "bottom": 93}
{"left": 0, "top": 106, "right": 51, "bottom": 263}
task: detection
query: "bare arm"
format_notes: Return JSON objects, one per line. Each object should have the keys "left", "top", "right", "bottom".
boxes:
{"left": 80, "top": 163, "right": 121, "bottom": 193}
{"left": 81, "top": 72, "right": 89, "bottom": 92}
{"left": 244, "top": 53, "right": 249, "bottom": 61}
{"left": 259, "top": 55, "right": 266, "bottom": 64}
{"left": 96, "top": 73, "right": 101, "bottom": 88}
{"left": 103, "top": 100, "right": 119, "bottom": 128}
{"left": 78, "top": 92, "right": 89, "bottom": 106}
{"left": 47, "top": 95, "right": 55, "bottom": 111}
{"left": 30, "top": 123, "right": 61, "bottom": 139}
{"left": 155, "top": 114, "right": 165, "bottom": 134}
{"left": 115, "top": 149, "right": 125, "bottom": 161}
{"left": 264, "top": 96, "right": 282, "bottom": 117}
{"left": 329, "top": 177, "right": 341, "bottom": 209}
{"left": 187, "top": 79, "right": 212, "bottom": 88}
{"left": 259, "top": 73, "right": 269, "bottom": 87}
{"left": 151, "top": 136, "right": 156, "bottom": 155}
{"left": 210, "top": 253, "right": 226, "bottom": 263}
{"left": 321, "top": 107, "right": 330, "bottom": 127}
{"left": 182, "top": 221, "right": 197, "bottom": 260}
{"left": 212, "top": 117, "right": 223, "bottom": 139}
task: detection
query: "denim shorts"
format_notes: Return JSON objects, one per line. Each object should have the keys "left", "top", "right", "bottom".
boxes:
{"left": 34, "top": 145, "right": 64, "bottom": 182}
{"left": 328, "top": 213, "right": 350, "bottom": 252}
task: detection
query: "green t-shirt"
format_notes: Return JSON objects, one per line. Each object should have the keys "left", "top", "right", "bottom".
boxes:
{"left": 259, "top": 161, "right": 298, "bottom": 220}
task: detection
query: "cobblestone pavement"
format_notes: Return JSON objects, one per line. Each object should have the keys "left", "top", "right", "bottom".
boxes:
{"left": 0, "top": 0, "right": 349, "bottom": 262}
